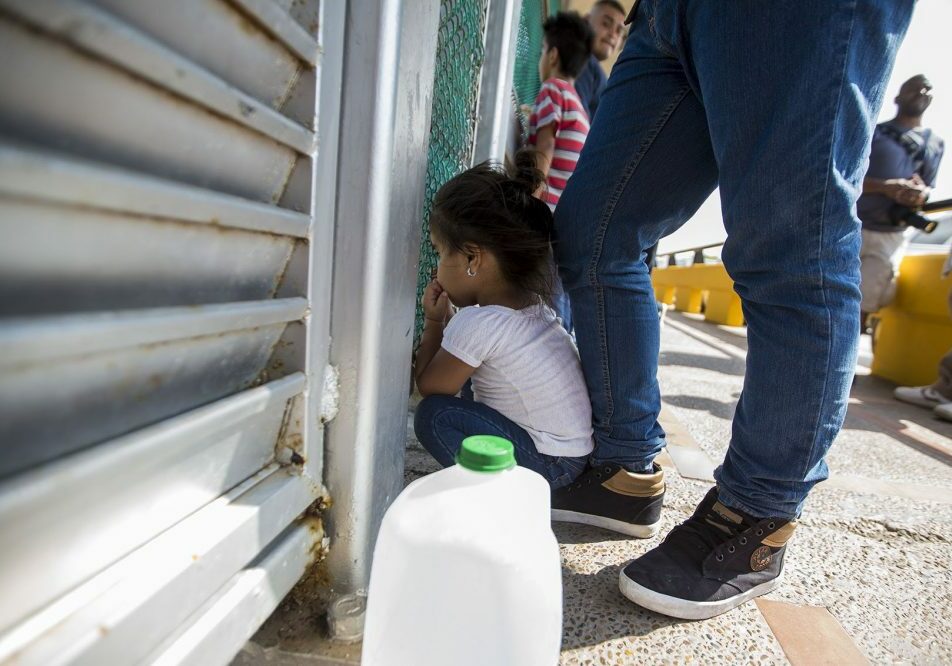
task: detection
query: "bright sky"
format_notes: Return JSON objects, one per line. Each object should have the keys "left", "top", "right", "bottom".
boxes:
{"left": 658, "top": 0, "right": 950, "bottom": 254}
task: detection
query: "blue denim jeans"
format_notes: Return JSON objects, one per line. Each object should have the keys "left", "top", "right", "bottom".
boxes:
{"left": 414, "top": 395, "right": 588, "bottom": 489}
{"left": 552, "top": 281, "right": 573, "bottom": 334}
{"left": 553, "top": 0, "right": 913, "bottom": 518}
{"left": 551, "top": 266, "right": 573, "bottom": 333}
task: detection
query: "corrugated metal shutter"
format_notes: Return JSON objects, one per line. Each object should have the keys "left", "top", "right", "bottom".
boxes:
{"left": 0, "top": 1, "right": 339, "bottom": 663}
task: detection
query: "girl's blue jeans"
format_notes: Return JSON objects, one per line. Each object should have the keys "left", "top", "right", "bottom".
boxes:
{"left": 414, "top": 394, "right": 588, "bottom": 489}
{"left": 553, "top": 0, "right": 914, "bottom": 518}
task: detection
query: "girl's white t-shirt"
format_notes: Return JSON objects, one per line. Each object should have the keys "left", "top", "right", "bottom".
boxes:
{"left": 441, "top": 303, "right": 594, "bottom": 458}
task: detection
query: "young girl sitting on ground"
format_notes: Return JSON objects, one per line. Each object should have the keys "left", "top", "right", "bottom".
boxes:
{"left": 414, "top": 151, "right": 593, "bottom": 489}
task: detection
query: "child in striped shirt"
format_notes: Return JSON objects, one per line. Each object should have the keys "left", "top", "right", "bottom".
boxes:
{"left": 528, "top": 11, "right": 593, "bottom": 330}
{"left": 529, "top": 12, "right": 593, "bottom": 212}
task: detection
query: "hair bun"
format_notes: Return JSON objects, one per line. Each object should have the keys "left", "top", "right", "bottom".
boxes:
{"left": 508, "top": 148, "right": 546, "bottom": 194}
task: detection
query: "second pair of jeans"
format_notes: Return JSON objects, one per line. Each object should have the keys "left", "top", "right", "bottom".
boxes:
{"left": 414, "top": 395, "right": 588, "bottom": 489}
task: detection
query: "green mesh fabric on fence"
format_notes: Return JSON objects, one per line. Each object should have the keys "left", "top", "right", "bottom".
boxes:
{"left": 512, "top": 0, "right": 546, "bottom": 110}
{"left": 414, "top": 0, "right": 555, "bottom": 343}
{"left": 415, "top": 0, "right": 490, "bottom": 343}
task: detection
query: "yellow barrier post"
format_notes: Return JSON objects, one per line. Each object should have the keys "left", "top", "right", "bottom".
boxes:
{"left": 652, "top": 263, "right": 744, "bottom": 327}
{"left": 871, "top": 253, "right": 952, "bottom": 386}
{"left": 674, "top": 286, "right": 704, "bottom": 313}
{"left": 692, "top": 264, "right": 744, "bottom": 327}
{"left": 705, "top": 290, "right": 745, "bottom": 327}
{"left": 651, "top": 265, "right": 678, "bottom": 305}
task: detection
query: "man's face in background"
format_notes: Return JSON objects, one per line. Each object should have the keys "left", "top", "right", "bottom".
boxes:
{"left": 588, "top": 3, "right": 626, "bottom": 62}
{"left": 896, "top": 75, "right": 934, "bottom": 118}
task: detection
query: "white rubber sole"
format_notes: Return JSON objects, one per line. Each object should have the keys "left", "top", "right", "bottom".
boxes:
{"left": 551, "top": 509, "right": 661, "bottom": 538}
{"left": 894, "top": 388, "right": 947, "bottom": 409}
{"left": 618, "top": 569, "right": 783, "bottom": 620}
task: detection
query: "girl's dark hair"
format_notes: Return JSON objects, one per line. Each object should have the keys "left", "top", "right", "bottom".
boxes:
{"left": 429, "top": 149, "right": 555, "bottom": 303}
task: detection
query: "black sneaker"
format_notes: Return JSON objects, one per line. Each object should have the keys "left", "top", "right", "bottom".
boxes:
{"left": 551, "top": 463, "right": 664, "bottom": 538}
{"left": 619, "top": 487, "right": 796, "bottom": 620}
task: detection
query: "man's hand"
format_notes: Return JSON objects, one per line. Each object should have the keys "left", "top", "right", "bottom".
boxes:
{"left": 906, "top": 174, "right": 931, "bottom": 207}
{"left": 422, "top": 279, "right": 450, "bottom": 325}
{"left": 883, "top": 176, "right": 929, "bottom": 207}
{"left": 415, "top": 279, "right": 472, "bottom": 396}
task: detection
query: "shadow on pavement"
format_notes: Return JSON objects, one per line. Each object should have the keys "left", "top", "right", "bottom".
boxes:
{"left": 660, "top": 351, "right": 746, "bottom": 377}
{"left": 663, "top": 394, "right": 737, "bottom": 420}
{"left": 560, "top": 563, "right": 687, "bottom": 650}
{"left": 847, "top": 374, "right": 952, "bottom": 466}
{"left": 666, "top": 312, "right": 749, "bottom": 353}
{"left": 553, "top": 521, "right": 638, "bottom": 544}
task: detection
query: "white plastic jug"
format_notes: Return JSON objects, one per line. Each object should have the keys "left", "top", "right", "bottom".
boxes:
{"left": 362, "top": 436, "right": 562, "bottom": 666}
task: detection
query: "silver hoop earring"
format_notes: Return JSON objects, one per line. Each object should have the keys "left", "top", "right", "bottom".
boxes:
{"left": 466, "top": 267, "right": 476, "bottom": 277}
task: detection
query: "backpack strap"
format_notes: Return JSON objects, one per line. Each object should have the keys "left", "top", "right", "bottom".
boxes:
{"left": 878, "top": 123, "right": 932, "bottom": 174}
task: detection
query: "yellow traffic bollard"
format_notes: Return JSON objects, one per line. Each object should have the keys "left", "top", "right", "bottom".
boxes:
{"left": 871, "top": 253, "right": 952, "bottom": 387}
{"left": 652, "top": 263, "right": 744, "bottom": 327}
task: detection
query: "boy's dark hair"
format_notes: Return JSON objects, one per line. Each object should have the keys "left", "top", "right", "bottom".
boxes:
{"left": 542, "top": 11, "right": 594, "bottom": 79}
{"left": 593, "top": 0, "right": 626, "bottom": 16}
{"left": 430, "top": 150, "right": 554, "bottom": 304}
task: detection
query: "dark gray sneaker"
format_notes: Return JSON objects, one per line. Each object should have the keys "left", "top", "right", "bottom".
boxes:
{"left": 551, "top": 463, "right": 665, "bottom": 538}
{"left": 619, "top": 487, "right": 796, "bottom": 620}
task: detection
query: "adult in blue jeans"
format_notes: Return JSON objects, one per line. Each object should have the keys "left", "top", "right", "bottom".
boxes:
{"left": 550, "top": 0, "right": 914, "bottom": 619}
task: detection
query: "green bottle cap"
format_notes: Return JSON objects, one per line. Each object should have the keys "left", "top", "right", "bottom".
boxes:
{"left": 456, "top": 436, "right": 516, "bottom": 473}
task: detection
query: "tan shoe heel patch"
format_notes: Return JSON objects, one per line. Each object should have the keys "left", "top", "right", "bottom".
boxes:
{"left": 602, "top": 469, "right": 665, "bottom": 497}
{"left": 762, "top": 521, "right": 797, "bottom": 548}
{"left": 712, "top": 501, "right": 743, "bottom": 524}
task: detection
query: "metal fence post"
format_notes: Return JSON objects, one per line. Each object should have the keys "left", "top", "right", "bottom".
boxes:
{"left": 474, "top": 0, "right": 523, "bottom": 164}
{"left": 323, "top": 0, "right": 441, "bottom": 594}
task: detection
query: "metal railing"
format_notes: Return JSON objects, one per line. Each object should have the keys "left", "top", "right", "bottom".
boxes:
{"left": 660, "top": 197, "right": 952, "bottom": 269}
{"left": 661, "top": 242, "right": 725, "bottom": 268}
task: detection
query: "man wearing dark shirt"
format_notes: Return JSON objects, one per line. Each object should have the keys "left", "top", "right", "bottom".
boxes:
{"left": 858, "top": 74, "right": 944, "bottom": 329}
{"left": 573, "top": 0, "right": 626, "bottom": 121}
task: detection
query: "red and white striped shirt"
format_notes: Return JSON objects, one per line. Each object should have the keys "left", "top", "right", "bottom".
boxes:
{"left": 528, "top": 78, "right": 591, "bottom": 211}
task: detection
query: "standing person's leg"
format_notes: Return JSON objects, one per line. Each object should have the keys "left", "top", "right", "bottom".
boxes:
{"left": 414, "top": 395, "right": 586, "bottom": 489}
{"left": 936, "top": 288, "right": 952, "bottom": 401}
{"left": 860, "top": 228, "right": 906, "bottom": 328}
{"left": 552, "top": 2, "right": 719, "bottom": 536}
{"left": 936, "top": 342, "right": 952, "bottom": 423}
{"left": 932, "top": 349, "right": 952, "bottom": 400}
{"left": 896, "top": 288, "right": 952, "bottom": 409}
{"left": 620, "top": 0, "right": 914, "bottom": 619}
{"left": 937, "top": 292, "right": 952, "bottom": 423}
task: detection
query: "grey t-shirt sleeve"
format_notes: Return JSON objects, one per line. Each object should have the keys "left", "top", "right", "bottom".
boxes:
{"left": 441, "top": 307, "right": 499, "bottom": 368}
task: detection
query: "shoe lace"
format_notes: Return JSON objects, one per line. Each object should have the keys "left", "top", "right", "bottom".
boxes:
{"left": 667, "top": 506, "right": 747, "bottom": 558}
{"left": 567, "top": 465, "right": 614, "bottom": 491}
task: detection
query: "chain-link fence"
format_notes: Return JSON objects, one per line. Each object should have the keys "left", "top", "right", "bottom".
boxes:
{"left": 513, "top": 0, "right": 547, "bottom": 108}
{"left": 415, "top": 0, "right": 554, "bottom": 343}
{"left": 415, "top": 0, "right": 491, "bottom": 343}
